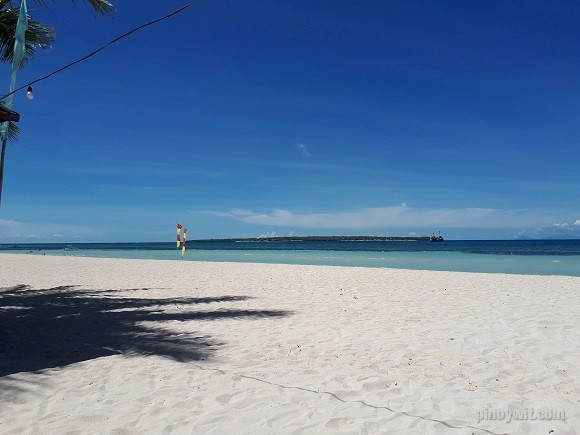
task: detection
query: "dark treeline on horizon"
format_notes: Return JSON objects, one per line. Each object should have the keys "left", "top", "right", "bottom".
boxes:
{"left": 200, "top": 235, "right": 431, "bottom": 242}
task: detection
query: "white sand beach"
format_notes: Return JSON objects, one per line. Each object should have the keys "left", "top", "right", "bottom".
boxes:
{"left": 0, "top": 254, "right": 578, "bottom": 434}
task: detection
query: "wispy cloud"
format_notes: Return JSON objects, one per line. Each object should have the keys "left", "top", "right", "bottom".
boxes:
{"left": 93, "top": 184, "right": 205, "bottom": 195}
{"left": 62, "top": 161, "right": 226, "bottom": 179}
{"left": 234, "top": 157, "right": 374, "bottom": 174}
{"left": 518, "top": 220, "right": 580, "bottom": 239}
{"left": 0, "top": 219, "right": 96, "bottom": 242}
{"left": 203, "top": 205, "right": 567, "bottom": 230}
{"left": 296, "top": 143, "right": 312, "bottom": 157}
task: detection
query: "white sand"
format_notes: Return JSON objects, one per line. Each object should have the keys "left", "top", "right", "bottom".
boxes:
{"left": 0, "top": 253, "right": 578, "bottom": 434}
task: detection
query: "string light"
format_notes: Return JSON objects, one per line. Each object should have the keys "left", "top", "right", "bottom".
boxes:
{"left": 1, "top": 0, "right": 199, "bottom": 101}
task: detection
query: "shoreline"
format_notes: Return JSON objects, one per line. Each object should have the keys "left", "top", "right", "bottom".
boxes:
{"left": 2, "top": 249, "right": 579, "bottom": 278}
{"left": 1, "top": 254, "right": 579, "bottom": 433}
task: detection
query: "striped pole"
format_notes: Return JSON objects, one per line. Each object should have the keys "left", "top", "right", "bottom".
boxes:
{"left": 176, "top": 223, "right": 182, "bottom": 259}
{"left": 181, "top": 228, "right": 187, "bottom": 256}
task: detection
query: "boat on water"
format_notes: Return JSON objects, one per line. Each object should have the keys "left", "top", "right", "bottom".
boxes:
{"left": 430, "top": 233, "right": 444, "bottom": 242}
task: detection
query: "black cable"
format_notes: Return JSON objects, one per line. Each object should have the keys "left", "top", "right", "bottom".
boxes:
{"left": 1, "top": 0, "right": 199, "bottom": 100}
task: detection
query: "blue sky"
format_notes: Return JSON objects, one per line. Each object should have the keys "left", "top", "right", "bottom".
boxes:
{"left": 1, "top": 0, "right": 579, "bottom": 241}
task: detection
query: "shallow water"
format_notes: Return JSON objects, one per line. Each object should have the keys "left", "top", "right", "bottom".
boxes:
{"left": 2, "top": 240, "right": 579, "bottom": 276}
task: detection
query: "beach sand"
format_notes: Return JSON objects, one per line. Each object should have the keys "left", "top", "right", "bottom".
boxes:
{"left": 0, "top": 253, "right": 578, "bottom": 434}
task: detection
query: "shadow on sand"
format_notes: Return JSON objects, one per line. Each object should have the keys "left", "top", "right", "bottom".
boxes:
{"left": 0, "top": 284, "right": 291, "bottom": 377}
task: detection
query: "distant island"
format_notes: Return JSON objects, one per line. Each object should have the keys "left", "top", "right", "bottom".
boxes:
{"left": 200, "top": 235, "right": 432, "bottom": 242}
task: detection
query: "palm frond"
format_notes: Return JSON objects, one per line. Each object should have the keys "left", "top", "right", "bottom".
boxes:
{"left": 6, "top": 121, "right": 19, "bottom": 141}
{"left": 0, "top": 6, "right": 55, "bottom": 65}
{"left": 32, "top": 0, "right": 115, "bottom": 16}
{"left": 73, "top": 0, "right": 115, "bottom": 16}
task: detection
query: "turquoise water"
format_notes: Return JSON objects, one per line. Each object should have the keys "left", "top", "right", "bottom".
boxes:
{"left": 2, "top": 240, "right": 579, "bottom": 277}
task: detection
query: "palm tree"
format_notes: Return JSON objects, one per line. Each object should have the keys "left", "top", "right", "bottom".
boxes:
{"left": 0, "top": 0, "right": 114, "bottom": 204}
{"left": 18, "top": 0, "right": 114, "bottom": 16}
{"left": 42, "top": 0, "right": 114, "bottom": 16}
{"left": 0, "top": 0, "right": 114, "bottom": 62}
{"left": 0, "top": 1, "right": 54, "bottom": 65}
{"left": 0, "top": 1, "right": 55, "bottom": 140}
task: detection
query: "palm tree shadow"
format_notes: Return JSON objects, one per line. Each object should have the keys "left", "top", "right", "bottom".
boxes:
{"left": 0, "top": 284, "right": 291, "bottom": 377}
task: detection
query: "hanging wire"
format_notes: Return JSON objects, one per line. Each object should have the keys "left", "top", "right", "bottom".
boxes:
{"left": 1, "top": 0, "right": 200, "bottom": 101}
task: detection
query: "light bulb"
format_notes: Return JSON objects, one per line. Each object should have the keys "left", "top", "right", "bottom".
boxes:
{"left": 26, "top": 85, "right": 34, "bottom": 100}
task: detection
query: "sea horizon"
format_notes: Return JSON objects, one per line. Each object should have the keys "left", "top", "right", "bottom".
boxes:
{"left": 2, "top": 239, "right": 579, "bottom": 277}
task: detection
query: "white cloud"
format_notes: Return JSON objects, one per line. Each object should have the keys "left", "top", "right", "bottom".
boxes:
{"left": 209, "top": 205, "right": 548, "bottom": 229}
{"left": 65, "top": 160, "right": 225, "bottom": 179}
{"left": 0, "top": 219, "right": 94, "bottom": 242}
{"left": 518, "top": 220, "right": 580, "bottom": 239}
{"left": 553, "top": 223, "right": 570, "bottom": 228}
{"left": 205, "top": 208, "right": 254, "bottom": 218}
{"left": 296, "top": 143, "right": 311, "bottom": 157}
{"left": 0, "top": 218, "right": 20, "bottom": 227}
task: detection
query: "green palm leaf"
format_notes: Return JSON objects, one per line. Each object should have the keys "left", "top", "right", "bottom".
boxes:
{"left": 0, "top": 1, "right": 55, "bottom": 65}
{"left": 29, "top": 0, "right": 114, "bottom": 16}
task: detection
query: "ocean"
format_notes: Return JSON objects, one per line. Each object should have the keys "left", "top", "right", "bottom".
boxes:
{"left": 1, "top": 239, "right": 579, "bottom": 277}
